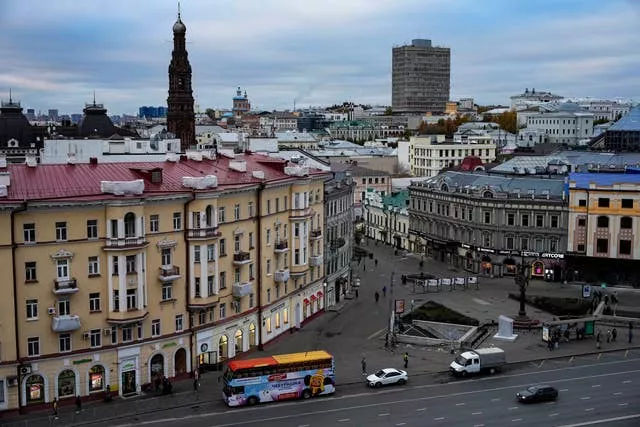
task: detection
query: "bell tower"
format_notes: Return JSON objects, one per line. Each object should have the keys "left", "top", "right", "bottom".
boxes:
{"left": 167, "top": 4, "right": 196, "bottom": 152}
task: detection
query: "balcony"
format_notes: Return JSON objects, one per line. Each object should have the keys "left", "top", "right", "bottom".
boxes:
{"left": 187, "top": 227, "right": 221, "bottom": 240}
{"left": 51, "top": 315, "right": 81, "bottom": 332}
{"left": 159, "top": 265, "right": 181, "bottom": 282}
{"left": 107, "top": 308, "right": 149, "bottom": 325}
{"left": 310, "top": 229, "right": 322, "bottom": 239}
{"left": 104, "top": 236, "right": 148, "bottom": 251}
{"left": 232, "top": 282, "right": 252, "bottom": 297}
{"left": 53, "top": 278, "right": 79, "bottom": 295}
{"left": 274, "top": 240, "right": 289, "bottom": 253}
{"left": 233, "top": 251, "right": 251, "bottom": 265}
{"left": 274, "top": 269, "right": 290, "bottom": 283}
{"left": 309, "top": 255, "right": 323, "bottom": 267}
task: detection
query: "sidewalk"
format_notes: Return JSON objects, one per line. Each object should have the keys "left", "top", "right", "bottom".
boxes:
{"left": 5, "top": 242, "right": 639, "bottom": 426}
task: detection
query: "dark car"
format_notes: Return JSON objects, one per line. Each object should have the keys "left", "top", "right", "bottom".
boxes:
{"left": 516, "top": 385, "right": 558, "bottom": 403}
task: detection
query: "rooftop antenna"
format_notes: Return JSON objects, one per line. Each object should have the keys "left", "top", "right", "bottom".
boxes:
{"left": 92, "top": 89, "right": 96, "bottom": 105}
{"left": 9, "top": 88, "right": 12, "bottom": 103}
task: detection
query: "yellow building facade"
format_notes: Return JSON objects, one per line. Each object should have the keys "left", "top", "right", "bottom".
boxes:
{"left": 0, "top": 153, "right": 327, "bottom": 412}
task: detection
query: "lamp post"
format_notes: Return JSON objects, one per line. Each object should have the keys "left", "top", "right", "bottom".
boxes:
{"left": 323, "top": 282, "right": 327, "bottom": 311}
{"left": 387, "top": 271, "right": 396, "bottom": 342}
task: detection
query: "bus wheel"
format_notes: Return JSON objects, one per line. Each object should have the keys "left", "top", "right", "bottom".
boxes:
{"left": 302, "top": 389, "right": 312, "bottom": 399}
{"left": 247, "top": 396, "right": 258, "bottom": 406}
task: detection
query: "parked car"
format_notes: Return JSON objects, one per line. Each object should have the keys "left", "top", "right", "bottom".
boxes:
{"left": 516, "top": 385, "right": 558, "bottom": 403}
{"left": 366, "top": 368, "right": 408, "bottom": 388}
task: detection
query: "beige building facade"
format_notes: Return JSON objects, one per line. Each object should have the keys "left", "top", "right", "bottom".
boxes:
{"left": 0, "top": 153, "right": 327, "bottom": 412}
{"left": 409, "top": 135, "right": 497, "bottom": 177}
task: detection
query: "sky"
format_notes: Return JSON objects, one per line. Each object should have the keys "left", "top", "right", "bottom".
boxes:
{"left": 0, "top": 0, "right": 639, "bottom": 115}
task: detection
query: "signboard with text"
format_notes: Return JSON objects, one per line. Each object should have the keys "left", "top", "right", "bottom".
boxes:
{"left": 394, "top": 299, "right": 405, "bottom": 314}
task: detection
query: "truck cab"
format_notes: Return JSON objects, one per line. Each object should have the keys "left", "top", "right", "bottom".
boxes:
{"left": 450, "top": 351, "right": 481, "bottom": 376}
{"left": 449, "top": 347, "right": 506, "bottom": 377}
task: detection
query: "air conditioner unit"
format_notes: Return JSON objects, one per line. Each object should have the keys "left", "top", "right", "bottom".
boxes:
{"left": 104, "top": 328, "right": 112, "bottom": 336}
{"left": 20, "top": 365, "right": 32, "bottom": 375}
{"left": 47, "top": 307, "right": 56, "bottom": 315}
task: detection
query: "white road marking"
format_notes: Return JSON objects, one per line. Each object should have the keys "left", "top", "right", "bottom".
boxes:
{"left": 455, "top": 402, "right": 466, "bottom": 406}
{"left": 549, "top": 413, "right": 559, "bottom": 417}
{"left": 623, "top": 380, "right": 632, "bottom": 383}
{"left": 298, "top": 425, "right": 310, "bottom": 427}
{"left": 591, "top": 384, "right": 601, "bottom": 388}
{"left": 614, "top": 392, "right": 623, "bottom": 395}
{"left": 512, "top": 419, "right": 522, "bottom": 422}
{"left": 367, "top": 328, "right": 387, "bottom": 340}
{"left": 546, "top": 402, "right": 556, "bottom": 405}
{"left": 474, "top": 424, "right": 485, "bottom": 427}
{"left": 508, "top": 406, "right": 518, "bottom": 410}
{"left": 491, "top": 398, "right": 501, "bottom": 402}
{"left": 619, "top": 403, "right": 629, "bottom": 406}
{"left": 580, "top": 396, "right": 591, "bottom": 400}
{"left": 569, "top": 356, "right": 575, "bottom": 363}
{"left": 559, "top": 389, "right": 569, "bottom": 392}
{"left": 538, "top": 360, "right": 545, "bottom": 368}
{"left": 556, "top": 413, "right": 640, "bottom": 427}
{"left": 585, "top": 408, "right": 594, "bottom": 412}
{"left": 416, "top": 408, "right": 426, "bottom": 411}
{"left": 396, "top": 423, "right": 406, "bottom": 426}
{"left": 107, "top": 368, "right": 640, "bottom": 427}
{"left": 434, "top": 416, "right": 445, "bottom": 420}
{"left": 379, "top": 413, "right": 390, "bottom": 416}
{"left": 472, "top": 297, "right": 491, "bottom": 305}
{"left": 472, "top": 411, "right": 483, "bottom": 415}
{"left": 338, "top": 419, "right": 350, "bottom": 422}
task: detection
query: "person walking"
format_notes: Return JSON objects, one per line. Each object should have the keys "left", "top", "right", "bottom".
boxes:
{"left": 382, "top": 286, "right": 387, "bottom": 297}
{"left": 606, "top": 329, "right": 612, "bottom": 343}
{"left": 361, "top": 357, "right": 367, "bottom": 375}
{"left": 403, "top": 352, "right": 409, "bottom": 369}
{"left": 612, "top": 328, "right": 617, "bottom": 342}
{"left": 375, "top": 259, "right": 378, "bottom": 268}
{"left": 75, "top": 395, "right": 82, "bottom": 414}
{"left": 375, "top": 292, "right": 379, "bottom": 303}
{"left": 596, "top": 331, "right": 601, "bottom": 349}
{"left": 629, "top": 323, "right": 634, "bottom": 344}
{"left": 355, "top": 288, "right": 359, "bottom": 298}
{"left": 52, "top": 397, "right": 59, "bottom": 419}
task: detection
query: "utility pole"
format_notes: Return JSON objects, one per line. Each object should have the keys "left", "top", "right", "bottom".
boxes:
{"left": 388, "top": 271, "right": 396, "bottom": 344}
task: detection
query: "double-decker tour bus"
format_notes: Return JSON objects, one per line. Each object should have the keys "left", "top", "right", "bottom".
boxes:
{"left": 223, "top": 350, "right": 335, "bottom": 406}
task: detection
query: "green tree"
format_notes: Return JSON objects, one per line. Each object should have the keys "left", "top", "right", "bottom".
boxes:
{"left": 205, "top": 108, "right": 216, "bottom": 119}
{"left": 384, "top": 107, "right": 393, "bottom": 116}
{"left": 593, "top": 118, "right": 609, "bottom": 125}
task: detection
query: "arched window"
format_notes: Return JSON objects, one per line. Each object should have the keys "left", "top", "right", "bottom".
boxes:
{"left": 597, "top": 216, "right": 609, "bottom": 228}
{"left": 25, "top": 374, "right": 45, "bottom": 404}
{"left": 440, "top": 184, "right": 449, "bottom": 192}
{"left": 57, "top": 369, "right": 76, "bottom": 399}
{"left": 219, "top": 335, "right": 228, "bottom": 360}
{"left": 248, "top": 323, "right": 256, "bottom": 348}
{"left": 483, "top": 191, "right": 494, "bottom": 198}
{"left": 234, "top": 330, "right": 243, "bottom": 353}
{"left": 88, "top": 365, "right": 105, "bottom": 392}
{"left": 124, "top": 212, "right": 136, "bottom": 237}
{"left": 621, "top": 216, "right": 633, "bottom": 229}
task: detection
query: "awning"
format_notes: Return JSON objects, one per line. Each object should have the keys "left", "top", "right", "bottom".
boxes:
{"left": 310, "top": 295, "right": 317, "bottom": 301}
{"left": 317, "top": 291, "right": 323, "bottom": 298}
{"left": 303, "top": 298, "right": 310, "bottom": 305}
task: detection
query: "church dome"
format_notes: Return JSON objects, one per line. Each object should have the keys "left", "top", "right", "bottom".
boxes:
{"left": 173, "top": 18, "right": 186, "bottom": 34}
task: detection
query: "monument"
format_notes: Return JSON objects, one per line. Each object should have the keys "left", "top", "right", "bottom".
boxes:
{"left": 493, "top": 315, "right": 518, "bottom": 341}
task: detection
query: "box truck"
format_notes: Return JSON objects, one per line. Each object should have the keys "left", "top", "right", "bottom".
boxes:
{"left": 449, "top": 347, "right": 506, "bottom": 377}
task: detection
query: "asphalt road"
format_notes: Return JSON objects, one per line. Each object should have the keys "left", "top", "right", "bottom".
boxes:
{"left": 102, "top": 357, "right": 640, "bottom": 427}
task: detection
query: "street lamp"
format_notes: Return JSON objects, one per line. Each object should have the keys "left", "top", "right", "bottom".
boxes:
{"left": 323, "top": 282, "right": 327, "bottom": 311}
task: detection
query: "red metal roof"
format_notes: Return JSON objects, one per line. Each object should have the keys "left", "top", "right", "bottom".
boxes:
{"left": 0, "top": 153, "right": 328, "bottom": 202}
{"left": 227, "top": 356, "right": 278, "bottom": 371}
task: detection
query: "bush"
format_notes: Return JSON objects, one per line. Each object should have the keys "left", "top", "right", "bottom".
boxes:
{"left": 402, "top": 301, "right": 478, "bottom": 326}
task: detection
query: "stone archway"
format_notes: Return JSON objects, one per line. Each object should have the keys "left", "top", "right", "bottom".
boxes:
{"left": 174, "top": 348, "right": 187, "bottom": 375}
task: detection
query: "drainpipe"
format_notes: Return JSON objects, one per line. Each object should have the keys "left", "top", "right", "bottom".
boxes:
{"left": 11, "top": 202, "right": 28, "bottom": 413}
{"left": 256, "top": 183, "right": 266, "bottom": 351}
{"left": 184, "top": 194, "right": 196, "bottom": 373}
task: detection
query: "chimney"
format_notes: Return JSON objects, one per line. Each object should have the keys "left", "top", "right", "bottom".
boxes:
{"left": 25, "top": 153, "right": 37, "bottom": 167}
{"left": 89, "top": 157, "right": 98, "bottom": 165}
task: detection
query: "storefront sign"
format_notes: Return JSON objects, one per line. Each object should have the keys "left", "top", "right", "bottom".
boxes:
{"left": 394, "top": 299, "right": 405, "bottom": 314}
{"left": 468, "top": 277, "right": 478, "bottom": 284}
{"left": 441, "top": 278, "right": 451, "bottom": 285}
{"left": 477, "top": 247, "right": 495, "bottom": 254}
{"left": 271, "top": 302, "right": 286, "bottom": 313}
{"left": 427, "top": 279, "right": 438, "bottom": 286}
{"left": 73, "top": 358, "right": 92, "bottom": 365}
{"left": 460, "top": 243, "right": 472, "bottom": 249}
{"left": 121, "top": 360, "right": 135, "bottom": 371}
{"left": 455, "top": 278, "right": 465, "bottom": 285}
{"left": 162, "top": 341, "right": 177, "bottom": 349}
{"left": 521, "top": 251, "right": 540, "bottom": 258}
{"left": 225, "top": 323, "right": 239, "bottom": 331}
{"left": 541, "top": 253, "right": 565, "bottom": 259}
{"left": 200, "top": 343, "right": 209, "bottom": 353}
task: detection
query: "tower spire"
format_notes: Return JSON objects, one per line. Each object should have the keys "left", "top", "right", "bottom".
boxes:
{"left": 93, "top": 89, "right": 96, "bottom": 105}
{"left": 178, "top": 1, "right": 181, "bottom": 19}
{"left": 8, "top": 88, "right": 12, "bottom": 103}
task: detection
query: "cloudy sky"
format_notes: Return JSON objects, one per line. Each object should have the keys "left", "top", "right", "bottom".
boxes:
{"left": 1, "top": 0, "right": 639, "bottom": 115}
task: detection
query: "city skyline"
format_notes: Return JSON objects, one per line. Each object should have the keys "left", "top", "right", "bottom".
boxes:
{"left": 1, "top": 0, "right": 639, "bottom": 115}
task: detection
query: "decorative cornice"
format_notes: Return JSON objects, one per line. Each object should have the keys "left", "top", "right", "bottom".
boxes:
{"left": 156, "top": 239, "right": 178, "bottom": 249}
{"left": 51, "top": 248, "right": 74, "bottom": 260}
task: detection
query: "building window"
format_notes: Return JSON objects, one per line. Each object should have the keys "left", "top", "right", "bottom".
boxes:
{"left": 506, "top": 237, "right": 514, "bottom": 250}
{"left": 194, "top": 246, "right": 201, "bottom": 263}
{"left": 484, "top": 211, "right": 491, "bottom": 224}
{"left": 535, "top": 215, "right": 544, "bottom": 227}
{"left": 620, "top": 240, "right": 632, "bottom": 255}
{"left": 27, "top": 337, "right": 40, "bottom": 357}
{"left": 111, "top": 327, "right": 117, "bottom": 344}
{"left": 26, "top": 299, "right": 38, "bottom": 320}
{"left": 234, "top": 267, "right": 240, "bottom": 283}
{"left": 578, "top": 199, "right": 587, "bottom": 207}
{"left": 266, "top": 259, "right": 271, "bottom": 274}
{"left": 218, "top": 207, "right": 226, "bottom": 223}
{"left": 220, "top": 271, "right": 226, "bottom": 289}
{"left": 58, "top": 299, "right": 70, "bottom": 315}
{"left": 207, "top": 244, "right": 215, "bottom": 261}
{"left": 194, "top": 277, "right": 201, "bottom": 297}
{"left": 283, "top": 308, "right": 289, "bottom": 324}
{"left": 198, "top": 311, "right": 206, "bottom": 324}
{"left": 137, "top": 325, "right": 143, "bottom": 340}
{"left": 249, "top": 293, "right": 254, "bottom": 308}
{"left": 124, "top": 213, "right": 136, "bottom": 237}
{"left": 59, "top": 333, "right": 71, "bottom": 352}
{"left": 126, "top": 255, "right": 137, "bottom": 274}
{"left": 551, "top": 216, "right": 559, "bottom": 228}
{"left": 122, "top": 326, "right": 133, "bottom": 342}
{"left": 113, "top": 290, "right": 120, "bottom": 311}
{"left": 23, "top": 223, "right": 36, "bottom": 243}
{"left": 266, "top": 317, "right": 272, "bottom": 333}
{"left": 207, "top": 276, "right": 215, "bottom": 295}
{"left": 621, "top": 199, "right": 633, "bottom": 209}
{"left": 150, "top": 215, "right": 159, "bottom": 232}
{"left": 219, "top": 239, "right": 226, "bottom": 256}
{"left": 621, "top": 217, "right": 633, "bottom": 229}
{"left": 89, "top": 293, "right": 101, "bottom": 312}
{"left": 266, "top": 229, "right": 271, "bottom": 245}
{"left": 267, "top": 199, "right": 271, "bottom": 214}
{"left": 56, "top": 222, "right": 68, "bottom": 241}
{"left": 175, "top": 315, "right": 184, "bottom": 332}
{"left": 598, "top": 198, "right": 610, "bottom": 208}
{"left": 25, "top": 262, "right": 37, "bottom": 282}
{"left": 90, "top": 329, "right": 101, "bottom": 348}
{"left": 220, "top": 303, "right": 226, "bottom": 319}
{"left": 275, "top": 312, "right": 281, "bottom": 329}
{"left": 535, "top": 238, "right": 543, "bottom": 251}
{"left": 126, "top": 289, "right": 137, "bottom": 310}
{"left": 234, "top": 204, "right": 240, "bottom": 220}
{"left": 578, "top": 218, "right": 586, "bottom": 227}
{"left": 110, "top": 219, "right": 118, "bottom": 238}
{"left": 577, "top": 244, "right": 585, "bottom": 253}
{"left": 249, "top": 232, "right": 254, "bottom": 248}
{"left": 267, "top": 288, "right": 271, "bottom": 303}
{"left": 275, "top": 198, "right": 280, "bottom": 211}
{"left": 57, "top": 259, "right": 69, "bottom": 279}
{"left": 294, "top": 249, "right": 300, "bottom": 265}
{"left": 173, "top": 212, "right": 182, "bottom": 230}
{"left": 596, "top": 216, "right": 609, "bottom": 228}
{"left": 521, "top": 238, "right": 529, "bottom": 250}
{"left": 506, "top": 213, "right": 515, "bottom": 226}
{"left": 162, "top": 283, "right": 173, "bottom": 300}
{"left": 596, "top": 239, "right": 608, "bottom": 253}
{"left": 87, "top": 220, "right": 98, "bottom": 239}
{"left": 88, "top": 256, "right": 100, "bottom": 275}
{"left": 151, "top": 319, "right": 161, "bottom": 337}
{"left": 248, "top": 201, "right": 254, "bottom": 217}
{"left": 161, "top": 248, "right": 172, "bottom": 266}
{"left": 521, "top": 214, "right": 529, "bottom": 227}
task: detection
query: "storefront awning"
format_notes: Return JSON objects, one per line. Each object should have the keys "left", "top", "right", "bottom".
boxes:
{"left": 317, "top": 291, "right": 324, "bottom": 298}
{"left": 303, "top": 298, "right": 310, "bottom": 305}
{"left": 310, "top": 295, "right": 317, "bottom": 301}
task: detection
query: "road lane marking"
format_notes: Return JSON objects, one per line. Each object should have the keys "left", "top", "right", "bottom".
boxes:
{"left": 378, "top": 413, "right": 390, "bottom": 416}
{"left": 396, "top": 423, "right": 406, "bottom": 426}
{"left": 338, "top": 419, "right": 350, "bottom": 422}
{"left": 416, "top": 408, "right": 426, "bottom": 411}
{"left": 546, "top": 402, "right": 556, "bottom": 405}
{"left": 472, "top": 297, "right": 491, "bottom": 306}
{"left": 455, "top": 402, "right": 466, "bottom": 406}
{"left": 298, "top": 425, "right": 310, "bottom": 427}
{"left": 591, "top": 384, "right": 601, "bottom": 388}
{"left": 107, "top": 368, "right": 640, "bottom": 427}
{"left": 472, "top": 411, "right": 483, "bottom": 415}
{"left": 538, "top": 360, "right": 545, "bottom": 368}
{"left": 474, "top": 425, "right": 485, "bottom": 427}
{"left": 559, "top": 389, "right": 569, "bottom": 392}
{"left": 508, "top": 406, "right": 518, "bottom": 410}
{"left": 580, "top": 396, "right": 591, "bottom": 400}
{"left": 434, "top": 417, "right": 445, "bottom": 421}
{"left": 512, "top": 419, "right": 522, "bottom": 422}
{"left": 585, "top": 408, "right": 594, "bottom": 412}
{"left": 598, "top": 353, "right": 602, "bottom": 360}
{"left": 549, "top": 413, "right": 559, "bottom": 417}
{"left": 367, "top": 328, "right": 386, "bottom": 340}
{"left": 619, "top": 403, "right": 628, "bottom": 406}
{"left": 625, "top": 350, "right": 629, "bottom": 357}
{"left": 556, "top": 413, "right": 640, "bottom": 427}
{"left": 491, "top": 398, "right": 501, "bottom": 402}
{"left": 614, "top": 392, "right": 623, "bottom": 395}
{"left": 622, "top": 380, "right": 632, "bottom": 383}
{"left": 569, "top": 356, "right": 575, "bottom": 363}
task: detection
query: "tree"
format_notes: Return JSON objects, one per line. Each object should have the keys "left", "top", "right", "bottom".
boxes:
{"left": 384, "top": 107, "right": 393, "bottom": 116}
{"left": 593, "top": 118, "right": 609, "bottom": 126}
{"left": 493, "top": 111, "right": 518, "bottom": 134}
{"left": 205, "top": 108, "right": 216, "bottom": 120}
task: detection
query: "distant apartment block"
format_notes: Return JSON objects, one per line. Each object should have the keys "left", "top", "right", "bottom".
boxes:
{"left": 392, "top": 39, "right": 451, "bottom": 114}
{"left": 139, "top": 106, "right": 168, "bottom": 118}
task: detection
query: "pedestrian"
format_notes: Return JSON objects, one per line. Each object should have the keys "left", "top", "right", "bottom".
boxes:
{"left": 629, "top": 323, "right": 633, "bottom": 344}
{"left": 612, "top": 328, "right": 617, "bottom": 342}
{"left": 382, "top": 286, "right": 387, "bottom": 297}
{"left": 52, "top": 397, "right": 59, "bottom": 419}
{"left": 375, "top": 259, "right": 378, "bottom": 268}
{"left": 385, "top": 333, "right": 389, "bottom": 347}
{"left": 375, "top": 291, "right": 379, "bottom": 303}
{"left": 596, "top": 331, "right": 601, "bottom": 349}
{"left": 355, "top": 288, "right": 359, "bottom": 298}
{"left": 361, "top": 357, "right": 367, "bottom": 375}
{"left": 363, "top": 263, "right": 366, "bottom": 271}
{"left": 193, "top": 378, "right": 199, "bottom": 393}
{"left": 75, "top": 395, "right": 82, "bottom": 414}
{"left": 403, "top": 352, "right": 409, "bottom": 369}
{"left": 606, "top": 329, "right": 612, "bottom": 343}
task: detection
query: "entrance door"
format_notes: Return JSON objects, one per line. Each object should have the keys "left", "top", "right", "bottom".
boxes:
{"left": 295, "top": 302, "right": 301, "bottom": 329}
{"left": 174, "top": 348, "right": 187, "bottom": 375}
{"left": 122, "top": 371, "right": 137, "bottom": 396}
{"left": 335, "top": 280, "right": 341, "bottom": 303}
{"left": 150, "top": 354, "right": 164, "bottom": 381}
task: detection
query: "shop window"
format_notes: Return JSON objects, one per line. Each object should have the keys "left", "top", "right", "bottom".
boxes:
{"left": 275, "top": 312, "right": 281, "bottom": 329}
{"left": 89, "top": 365, "right": 105, "bottom": 392}
{"left": 620, "top": 217, "right": 632, "bottom": 229}
{"left": 619, "top": 240, "right": 632, "bottom": 255}
{"left": 57, "top": 369, "right": 76, "bottom": 399}
{"left": 596, "top": 239, "right": 608, "bottom": 253}
{"left": 25, "top": 375, "right": 45, "bottom": 404}
{"left": 234, "top": 330, "right": 243, "bottom": 353}
{"left": 219, "top": 335, "right": 228, "bottom": 360}
{"left": 249, "top": 323, "right": 256, "bottom": 348}
{"left": 577, "top": 244, "right": 585, "bottom": 253}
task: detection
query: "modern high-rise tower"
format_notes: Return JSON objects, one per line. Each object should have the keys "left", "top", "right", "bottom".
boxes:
{"left": 167, "top": 7, "right": 196, "bottom": 152}
{"left": 392, "top": 39, "right": 451, "bottom": 114}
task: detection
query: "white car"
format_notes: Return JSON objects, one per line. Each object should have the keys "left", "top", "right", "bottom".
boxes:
{"left": 366, "top": 368, "right": 408, "bottom": 387}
